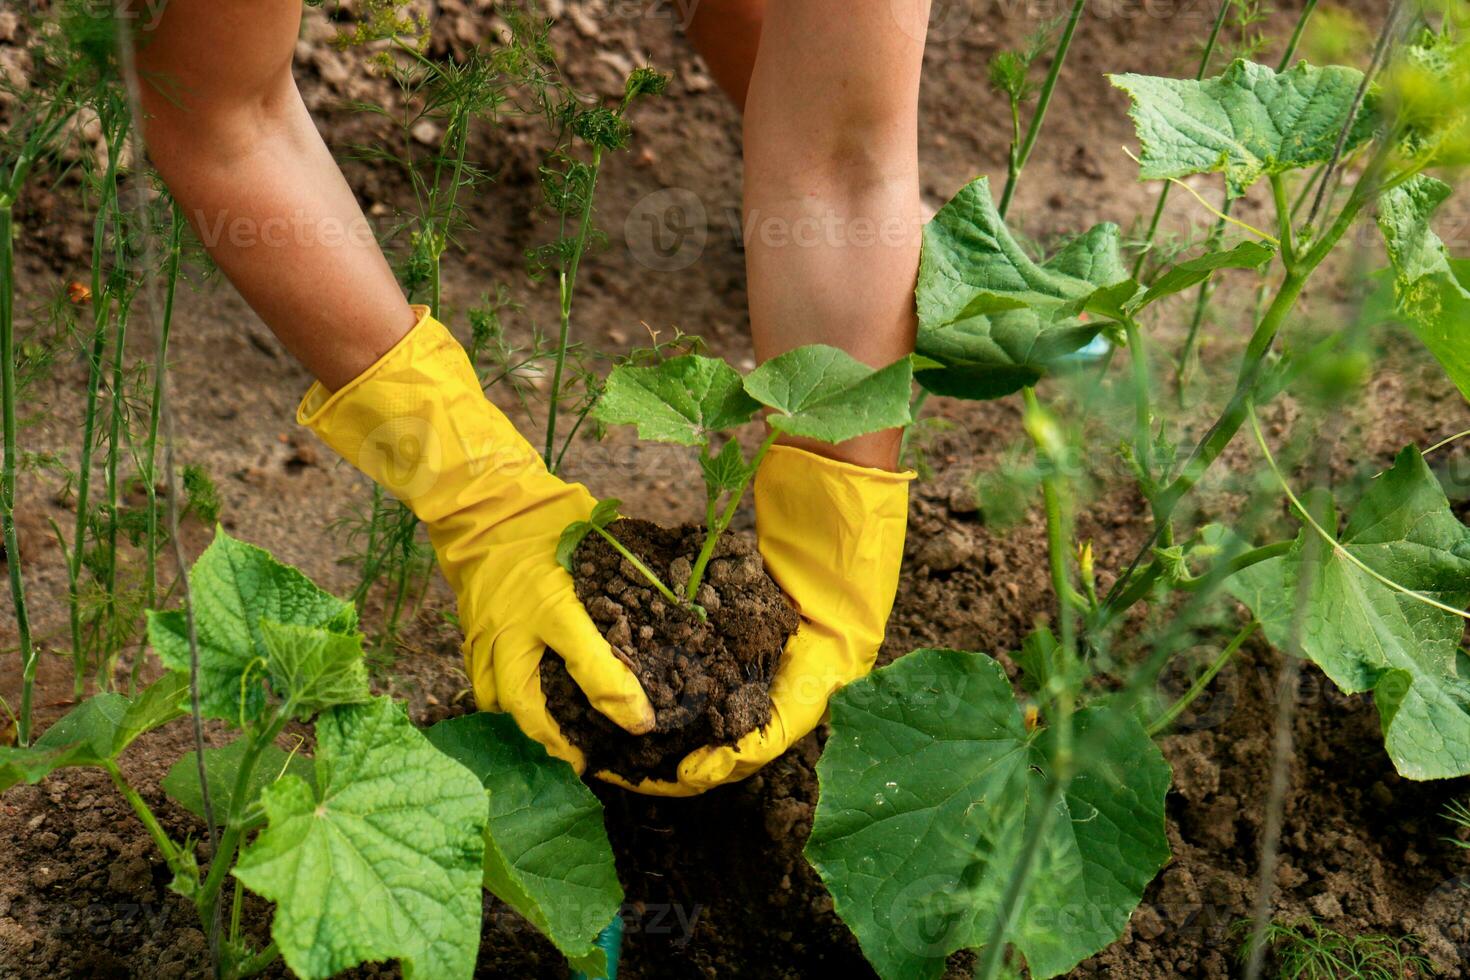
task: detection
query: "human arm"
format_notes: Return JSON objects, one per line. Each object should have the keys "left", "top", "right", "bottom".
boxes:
{"left": 133, "top": 0, "right": 655, "bottom": 763}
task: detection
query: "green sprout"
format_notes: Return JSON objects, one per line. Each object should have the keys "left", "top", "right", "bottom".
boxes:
{"left": 558, "top": 346, "right": 916, "bottom": 613}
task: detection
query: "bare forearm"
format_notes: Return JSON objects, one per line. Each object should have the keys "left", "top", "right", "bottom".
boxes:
{"left": 678, "top": 0, "right": 765, "bottom": 109}
{"left": 136, "top": 0, "right": 412, "bottom": 391}
{"left": 743, "top": 0, "right": 929, "bottom": 469}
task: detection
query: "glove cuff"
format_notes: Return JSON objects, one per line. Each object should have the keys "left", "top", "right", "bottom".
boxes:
{"left": 754, "top": 445, "right": 913, "bottom": 652}
{"left": 296, "top": 307, "right": 571, "bottom": 530}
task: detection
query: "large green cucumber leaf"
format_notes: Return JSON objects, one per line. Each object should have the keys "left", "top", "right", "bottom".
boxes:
{"left": 914, "top": 177, "right": 1133, "bottom": 399}
{"left": 0, "top": 675, "right": 189, "bottom": 792}
{"left": 806, "top": 648, "right": 1171, "bottom": 979}
{"left": 594, "top": 354, "right": 760, "bottom": 445}
{"left": 427, "top": 713, "right": 622, "bottom": 976}
{"left": 147, "top": 528, "right": 357, "bottom": 725}
{"left": 162, "top": 736, "right": 315, "bottom": 830}
{"left": 1109, "top": 59, "right": 1376, "bottom": 198}
{"left": 1226, "top": 448, "right": 1470, "bottom": 779}
{"left": 742, "top": 345, "right": 915, "bottom": 443}
{"left": 233, "top": 697, "right": 487, "bottom": 979}
{"left": 1375, "top": 175, "right": 1470, "bottom": 401}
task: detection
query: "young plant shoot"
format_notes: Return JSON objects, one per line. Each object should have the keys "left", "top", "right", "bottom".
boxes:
{"left": 558, "top": 345, "right": 915, "bottom": 613}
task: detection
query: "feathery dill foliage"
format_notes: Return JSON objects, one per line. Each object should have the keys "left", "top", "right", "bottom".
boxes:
{"left": 1236, "top": 919, "right": 1435, "bottom": 980}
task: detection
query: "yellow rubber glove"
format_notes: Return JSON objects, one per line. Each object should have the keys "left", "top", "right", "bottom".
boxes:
{"left": 297, "top": 308, "right": 655, "bottom": 768}
{"left": 600, "top": 444, "right": 913, "bottom": 796}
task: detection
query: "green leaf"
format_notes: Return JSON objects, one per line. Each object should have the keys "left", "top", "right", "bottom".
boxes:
{"left": 557, "top": 499, "right": 623, "bottom": 574}
{"left": 594, "top": 355, "right": 759, "bottom": 445}
{"left": 1375, "top": 176, "right": 1470, "bottom": 401}
{"left": 1109, "top": 59, "right": 1376, "bottom": 198}
{"left": 114, "top": 673, "right": 190, "bottom": 754}
{"left": 742, "top": 345, "right": 914, "bottom": 443}
{"left": 0, "top": 680, "right": 189, "bottom": 792}
{"left": 162, "top": 736, "right": 314, "bottom": 830}
{"left": 1016, "top": 628, "right": 1062, "bottom": 697}
{"left": 234, "top": 697, "right": 487, "bottom": 979}
{"left": 806, "top": 649, "right": 1171, "bottom": 979}
{"left": 700, "top": 439, "right": 750, "bottom": 494}
{"left": 1226, "top": 448, "right": 1470, "bottom": 779}
{"left": 260, "top": 621, "right": 371, "bottom": 718}
{"left": 589, "top": 497, "right": 621, "bottom": 528}
{"left": 914, "top": 178, "right": 1131, "bottom": 399}
{"left": 0, "top": 695, "right": 127, "bottom": 791}
{"left": 147, "top": 529, "right": 358, "bottom": 725}
{"left": 426, "top": 713, "right": 622, "bottom": 975}
{"left": 1137, "top": 240, "right": 1278, "bottom": 308}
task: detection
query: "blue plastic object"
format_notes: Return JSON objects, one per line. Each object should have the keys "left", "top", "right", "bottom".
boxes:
{"left": 568, "top": 916, "right": 624, "bottom": 980}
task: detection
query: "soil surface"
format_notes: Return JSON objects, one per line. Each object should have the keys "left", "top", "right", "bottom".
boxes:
{"left": 3, "top": 0, "right": 1470, "bottom": 978}
{"left": 542, "top": 520, "right": 797, "bottom": 781}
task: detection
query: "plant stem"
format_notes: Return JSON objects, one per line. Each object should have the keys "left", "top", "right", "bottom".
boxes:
{"left": 136, "top": 205, "right": 184, "bottom": 692}
{"left": 1124, "top": 318, "right": 1154, "bottom": 486}
{"left": 685, "top": 430, "right": 779, "bottom": 601}
{"left": 1129, "top": 0, "right": 1232, "bottom": 279}
{"left": 105, "top": 760, "right": 182, "bottom": 865}
{"left": 997, "top": 0, "right": 1086, "bottom": 219}
{"left": 231, "top": 942, "right": 280, "bottom": 979}
{"left": 229, "top": 877, "right": 244, "bottom": 945}
{"left": 545, "top": 145, "right": 605, "bottom": 471}
{"left": 70, "top": 116, "right": 126, "bottom": 695}
{"left": 0, "top": 203, "right": 37, "bottom": 746}
{"left": 197, "top": 716, "right": 286, "bottom": 928}
{"left": 1249, "top": 404, "right": 1470, "bottom": 621}
{"left": 1270, "top": 175, "right": 1295, "bottom": 266}
{"left": 1304, "top": 0, "right": 1402, "bottom": 229}
{"left": 978, "top": 388, "right": 1079, "bottom": 980}
{"left": 1104, "top": 185, "right": 1366, "bottom": 621}
{"left": 1146, "top": 620, "right": 1257, "bottom": 736}
{"left": 592, "top": 525, "right": 684, "bottom": 609}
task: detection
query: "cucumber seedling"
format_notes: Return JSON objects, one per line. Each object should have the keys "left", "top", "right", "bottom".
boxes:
{"left": 558, "top": 345, "right": 917, "bottom": 614}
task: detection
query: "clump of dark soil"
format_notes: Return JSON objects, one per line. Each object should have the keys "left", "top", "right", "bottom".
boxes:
{"left": 541, "top": 519, "right": 799, "bottom": 782}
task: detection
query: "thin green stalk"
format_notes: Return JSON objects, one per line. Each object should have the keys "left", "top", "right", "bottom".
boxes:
{"left": 1248, "top": 404, "right": 1470, "bottom": 621}
{"left": 1124, "top": 318, "right": 1155, "bottom": 485}
{"left": 685, "top": 430, "right": 779, "bottom": 601}
{"left": 101, "top": 288, "right": 134, "bottom": 689}
{"left": 105, "top": 760, "right": 182, "bottom": 865}
{"left": 1269, "top": 174, "right": 1295, "bottom": 266}
{"left": 978, "top": 387, "right": 1079, "bottom": 980}
{"left": 592, "top": 524, "right": 683, "bottom": 609}
{"left": 997, "top": 0, "right": 1087, "bottom": 219}
{"left": 0, "top": 204, "right": 36, "bottom": 746}
{"left": 231, "top": 942, "right": 280, "bottom": 979}
{"left": 2, "top": 97, "right": 78, "bottom": 735}
{"left": 1424, "top": 428, "right": 1470, "bottom": 456}
{"left": 545, "top": 145, "right": 605, "bottom": 471}
{"left": 198, "top": 715, "right": 287, "bottom": 925}
{"left": 229, "top": 878, "right": 244, "bottom": 946}
{"left": 136, "top": 205, "right": 184, "bottom": 692}
{"left": 1146, "top": 620, "right": 1257, "bottom": 736}
{"left": 70, "top": 117, "right": 126, "bottom": 694}
{"left": 1104, "top": 181, "right": 1369, "bottom": 619}
{"left": 1130, "top": 0, "right": 1232, "bottom": 279}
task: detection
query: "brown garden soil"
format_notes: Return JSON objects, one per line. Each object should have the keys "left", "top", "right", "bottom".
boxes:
{"left": 4, "top": 0, "right": 1470, "bottom": 977}
{"left": 542, "top": 520, "right": 798, "bottom": 781}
